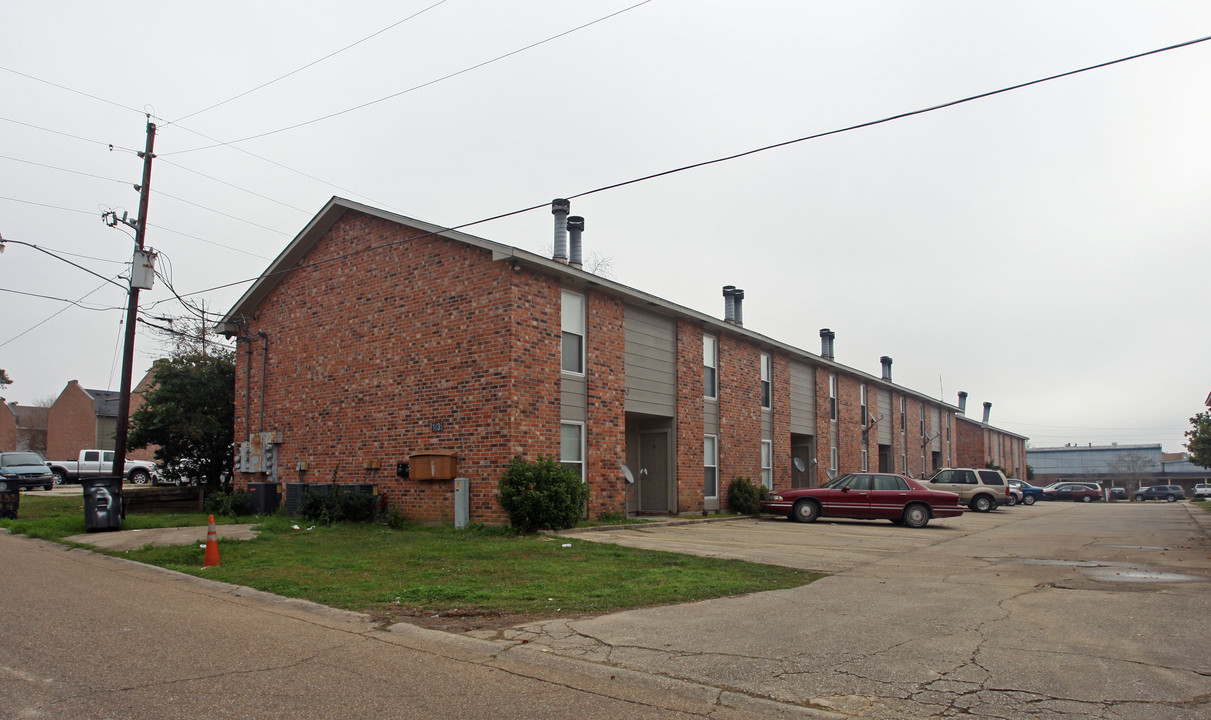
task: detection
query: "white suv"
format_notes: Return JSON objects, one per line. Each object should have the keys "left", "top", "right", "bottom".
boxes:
{"left": 1193, "top": 483, "right": 1211, "bottom": 501}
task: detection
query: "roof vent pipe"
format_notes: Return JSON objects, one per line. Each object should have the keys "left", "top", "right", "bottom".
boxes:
{"left": 551, "top": 199, "right": 570, "bottom": 264}
{"left": 722, "top": 286, "right": 736, "bottom": 323}
{"left": 567, "top": 216, "right": 584, "bottom": 269}
{"left": 880, "top": 356, "right": 893, "bottom": 381}
{"left": 733, "top": 288, "right": 744, "bottom": 326}
{"left": 958, "top": 391, "right": 968, "bottom": 415}
{"left": 819, "top": 329, "right": 835, "bottom": 361}
{"left": 982, "top": 401, "right": 992, "bottom": 424}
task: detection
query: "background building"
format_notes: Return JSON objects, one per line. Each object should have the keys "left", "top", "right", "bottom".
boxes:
{"left": 1027, "top": 443, "right": 1209, "bottom": 492}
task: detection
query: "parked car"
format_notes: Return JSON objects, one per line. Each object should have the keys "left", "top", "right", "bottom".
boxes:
{"left": 46, "top": 449, "right": 160, "bottom": 486}
{"left": 1005, "top": 483, "right": 1023, "bottom": 506}
{"left": 761, "top": 472, "right": 963, "bottom": 528}
{"left": 921, "top": 468, "right": 1009, "bottom": 512}
{"left": 1008, "top": 479, "right": 1045, "bottom": 505}
{"left": 1043, "top": 483, "right": 1103, "bottom": 502}
{"left": 0, "top": 451, "right": 55, "bottom": 491}
{"left": 1132, "top": 485, "right": 1185, "bottom": 502}
{"left": 1108, "top": 487, "right": 1128, "bottom": 501}
{"left": 1191, "top": 483, "right": 1211, "bottom": 501}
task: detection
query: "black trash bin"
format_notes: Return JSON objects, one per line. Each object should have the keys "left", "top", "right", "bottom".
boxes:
{"left": 81, "top": 476, "right": 124, "bottom": 532}
{"left": 0, "top": 487, "right": 18, "bottom": 520}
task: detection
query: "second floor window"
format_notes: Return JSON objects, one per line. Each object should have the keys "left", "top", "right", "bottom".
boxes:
{"left": 860, "top": 384, "right": 868, "bottom": 427}
{"left": 829, "top": 374, "right": 838, "bottom": 422}
{"left": 760, "top": 353, "right": 771, "bottom": 409}
{"left": 703, "top": 335, "right": 717, "bottom": 399}
{"left": 704, "top": 435, "right": 718, "bottom": 498}
{"left": 761, "top": 440, "right": 773, "bottom": 489}
{"left": 561, "top": 291, "right": 585, "bottom": 374}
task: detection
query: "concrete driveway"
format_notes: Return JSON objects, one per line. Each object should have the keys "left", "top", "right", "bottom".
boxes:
{"left": 495, "top": 503, "right": 1211, "bottom": 719}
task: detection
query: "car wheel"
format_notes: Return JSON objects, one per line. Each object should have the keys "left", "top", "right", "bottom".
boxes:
{"left": 1005, "top": 494, "right": 1017, "bottom": 506}
{"left": 1166, "top": 495, "right": 1177, "bottom": 502}
{"left": 791, "top": 499, "right": 820, "bottom": 523}
{"left": 972, "top": 495, "right": 994, "bottom": 513}
{"left": 1081, "top": 495, "right": 1092, "bottom": 503}
{"left": 130, "top": 469, "right": 150, "bottom": 485}
{"left": 1132, "top": 496, "right": 1143, "bottom": 502}
{"left": 1023, "top": 495, "right": 1036, "bottom": 506}
{"left": 52, "top": 469, "right": 68, "bottom": 486}
{"left": 902, "top": 503, "right": 930, "bottom": 528}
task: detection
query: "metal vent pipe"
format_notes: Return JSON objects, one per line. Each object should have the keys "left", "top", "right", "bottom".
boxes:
{"left": 733, "top": 288, "right": 744, "bottom": 326}
{"left": 880, "top": 355, "right": 893, "bottom": 381}
{"left": 819, "top": 329, "right": 835, "bottom": 360}
{"left": 568, "top": 216, "right": 584, "bottom": 269}
{"left": 551, "top": 199, "right": 570, "bottom": 263}
{"left": 957, "top": 391, "right": 968, "bottom": 414}
{"left": 722, "top": 286, "right": 736, "bottom": 323}
{"left": 982, "top": 402, "right": 992, "bottom": 424}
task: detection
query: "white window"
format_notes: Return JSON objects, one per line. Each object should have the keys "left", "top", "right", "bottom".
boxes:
{"left": 704, "top": 435, "right": 718, "bottom": 498}
{"left": 900, "top": 396, "right": 906, "bottom": 432}
{"left": 901, "top": 452, "right": 908, "bottom": 475}
{"left": 830, "top": 446, "right": 839, "bottom": 472}
{"left": 861, "top": 447, "right": 869, "bottom": 472}
{"left": 703, "top": 335, "right": 717, "bottom": 399}
{"left": 860, "top": 384, "right": 868, "bottom": 427}
{"left": 760, "top": 353, "right": 772, "bottom": 409}
{"left": 560, "top": 422, "right": 584, "bottom": 479}
{"left": 829, "top": 374, "right": 838, "bottom": 422}
{"left": 761, "top": 440, "right": 773, "bottom": 489}
{"left": 561, "top": 291, "right": 585, "bottom": 374}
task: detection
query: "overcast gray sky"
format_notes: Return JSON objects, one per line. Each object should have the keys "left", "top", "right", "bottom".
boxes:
{"left": 2, "top": 1, "right": 1208, "bottom": 453}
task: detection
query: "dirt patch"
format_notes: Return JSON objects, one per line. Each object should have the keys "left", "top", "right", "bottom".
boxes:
{"left": 367, "top": 606, "right": 594, "bottom": 634}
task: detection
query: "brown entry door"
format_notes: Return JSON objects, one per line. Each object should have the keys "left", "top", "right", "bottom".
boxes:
{"left": 638, "top": 431, "right": 669, "bottom": 513}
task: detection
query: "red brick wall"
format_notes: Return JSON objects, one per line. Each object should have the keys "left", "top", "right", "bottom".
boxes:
{"left": 47, "top": 381, "right": 97, "bottom": 461}
{"left": 955, "top": 417, "right": 986, "bottom": 468}
{"left": 674, "top": 320, "right": 705, "bottom": 512}
{"left": 584, "top": 290, "right": 626, "bottom": 516}
{"left": 771, "top": 351, "right": 791, "bottom": 490}
{"left": 235, "top": 211, "right": 561, "bottom": 524}
{"left": 717, "top": 333, "right": 761, "bottom": 505}
{"left": 0, "top": 403, "right": 16, "bottom": 452}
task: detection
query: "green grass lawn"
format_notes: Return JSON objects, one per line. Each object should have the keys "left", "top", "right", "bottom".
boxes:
{"left": 2, "top": 496, "right": 820, "bottom": 625}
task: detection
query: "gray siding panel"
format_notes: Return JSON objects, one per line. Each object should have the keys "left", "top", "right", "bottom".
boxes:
{"left": 625, "top": 306, "right": 677, "bottom": 416}
{"left": 789, "top": 361, "right": 815, "bottom": 434}
{"left": 877, "top": 389, "right": 892, "bottom": 445}
{"left": 561, "top": 376, "right": 586, "bottom": 423}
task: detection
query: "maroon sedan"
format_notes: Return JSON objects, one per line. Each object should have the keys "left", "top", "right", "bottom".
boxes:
{"left": 760, "top": 472, "right": 963, "bottom": 528}
{"left": 1043, "top": 483, "right": 1103, "bottom": 502}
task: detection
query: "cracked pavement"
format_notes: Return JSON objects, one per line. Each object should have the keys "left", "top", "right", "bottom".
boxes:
{"left": 490, "top": 503, "right": 1211, "bottom": 719}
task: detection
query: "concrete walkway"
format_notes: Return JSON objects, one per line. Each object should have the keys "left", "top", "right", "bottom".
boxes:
{"left": 63, "top": 522, "right": 260, "bottom": 550}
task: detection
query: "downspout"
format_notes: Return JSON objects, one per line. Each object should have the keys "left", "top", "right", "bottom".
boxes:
{"left": 259, "top": 331, "right": 269, "bottom": 433}
{"left": 242, "top": 336, "right": 253, "bottom": 439}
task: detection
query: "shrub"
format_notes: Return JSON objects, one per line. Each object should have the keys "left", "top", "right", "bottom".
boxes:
{"left": 727, "top": 477, "right": 764, "bottom": 515}
{"left": 497, "top": 455, "right": 589, "bottom": 533}
{"left": 300, "top": 484, "right": 379, "bottom": 525}
{"left": 204, "top": 489, "right": 251, "bottom": 518}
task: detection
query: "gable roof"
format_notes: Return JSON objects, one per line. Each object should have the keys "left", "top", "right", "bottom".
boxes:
{"left": 84, "top": 389, "right": 122, "bottom": 418}
{"left": 218, "top": 197, "right": 971, "bottom": 414}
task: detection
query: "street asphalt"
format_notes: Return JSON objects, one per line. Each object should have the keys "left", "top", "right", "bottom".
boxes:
{"left": 4, "top": 497, "right": 1210, "bottom": 719}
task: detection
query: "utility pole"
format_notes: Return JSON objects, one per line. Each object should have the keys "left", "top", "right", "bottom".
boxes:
{"left": 110, "top": 120, "right": 156, "bottom": 479}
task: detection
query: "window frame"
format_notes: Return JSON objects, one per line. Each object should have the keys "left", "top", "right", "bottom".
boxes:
{"left": 829, "top": 374, "right": 838, "bottom": 422}
{"left": 560, "top": 421, "right": 585, "bottom": 480}
{"left": 703, "top": 334, "right": 717, "bottom": 399}
{"left": 860, "top": 383, "right": 868, "bottom": 427}
{"left": 703, "top": 434, "right": 719, "bottom": 499}
{"left": 760, "top": 439, "right": 773, "bottom": 489}
{"left": 561, "top": 290, "right": 586, "bottom": 375}
{"left": 760, "top": 353, "right": 772, "bottom": 410}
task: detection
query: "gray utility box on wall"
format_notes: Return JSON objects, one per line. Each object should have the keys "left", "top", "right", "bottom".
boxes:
{"left": 454, "top": 477, "right": 469, "bottom": 529}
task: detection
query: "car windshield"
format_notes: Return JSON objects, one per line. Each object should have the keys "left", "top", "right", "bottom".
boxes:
{"left": 1, "top": 453, "right": 45, "bottom": 467}
{"left": 822, "top": 474, "right": 856, "bottom": 489}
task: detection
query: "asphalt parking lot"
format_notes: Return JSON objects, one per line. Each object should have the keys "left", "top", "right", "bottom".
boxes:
{"left": 511, "top": 501, "right": 1211, "bottom": 719}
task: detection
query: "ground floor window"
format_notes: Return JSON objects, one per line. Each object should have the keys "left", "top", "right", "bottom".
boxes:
{"left": 704, "top": 435, "right": 718, "bottom": 498}
{"left": 561, "top": 422, "right": 584, "bottom": 479}
{"left": 861, "top": 448, "right": 868, "bottom": 472}
{"left": 761, "top": 440, "right": 773, "bottom": 489}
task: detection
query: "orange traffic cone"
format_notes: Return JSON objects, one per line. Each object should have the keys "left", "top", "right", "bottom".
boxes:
{"left": 203, "top": 514, "right": 221, "bottom": 567}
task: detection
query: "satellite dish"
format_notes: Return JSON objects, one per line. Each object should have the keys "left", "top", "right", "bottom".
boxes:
{"left": 621, "top": 464, "right": 635, "bottom": 485}
{"left": 826, "top": 468, "right": 838, "bottom": 480}
{"left": 793, "top": 456, "right": 807, "bottom": 473}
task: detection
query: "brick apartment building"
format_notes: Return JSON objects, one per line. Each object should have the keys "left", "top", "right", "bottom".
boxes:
{"left": 219, "top": 197, "right": 1026, "bottom": 524}
{"left": 953, "top": 392, "right": 1028, "bottom": 479}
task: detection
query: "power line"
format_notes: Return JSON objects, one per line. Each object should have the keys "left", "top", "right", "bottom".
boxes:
{"left": 161, "top": 0, "right": 654, "bottom": 155}
{"left": 171, "top": 0, "right": 451, "bottom": 123}
{"left": 0, "top": 276, "right": 125, "bottom": 348}
{"left": 168, "top": 32, "right": 1211, "bottom": 306}
{"left": 0, "top": 115, "right": 140, "bottom": 153}
{"left": 0, "top": 287, "right": 123, "bottom": 311}
{"left": 157, "top": 158, "right": 310, "bottom": 214}
{"left": 0, "top": 153, "right": 129, "bottom": 185}
{"left": 0, "top": 237, "right": 128, "bottom": 290}
{"left": 0, "top": 65, "right": 145, "bottom": 117}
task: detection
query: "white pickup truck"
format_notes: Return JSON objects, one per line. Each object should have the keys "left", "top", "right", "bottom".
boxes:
{"left": 46, "top": 449, "right": 160, "bottom": 486}
{"left": 1193, "top": 483, "right": 1211, "bottom": 501}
